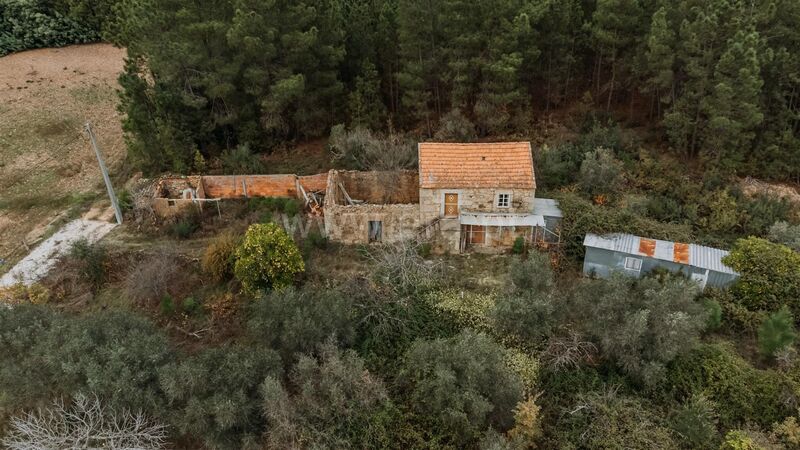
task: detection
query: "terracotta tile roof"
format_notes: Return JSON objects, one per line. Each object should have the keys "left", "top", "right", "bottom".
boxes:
{"left": 418, "top": 142, "right": 535, "bottom": 189}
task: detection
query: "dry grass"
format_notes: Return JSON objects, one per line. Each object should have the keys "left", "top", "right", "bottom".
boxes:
{"left": 0, "top": 44, "right": 126, "bottom": 272}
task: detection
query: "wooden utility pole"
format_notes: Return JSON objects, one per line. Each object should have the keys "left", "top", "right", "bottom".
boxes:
{"left": 85, "top": 122, "right": 123, "bottom": 224}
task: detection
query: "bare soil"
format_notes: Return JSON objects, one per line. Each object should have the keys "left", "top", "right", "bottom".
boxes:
{"left": 0, "top": 43, "right": 126, "bottom": 273}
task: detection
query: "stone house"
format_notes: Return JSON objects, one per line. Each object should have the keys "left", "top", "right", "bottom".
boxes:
{"left": 322, "top": 142, "right": 562, "bottom": 253}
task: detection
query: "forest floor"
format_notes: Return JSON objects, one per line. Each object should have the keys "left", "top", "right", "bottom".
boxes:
{"left": 0, "top": 43, "right": 126, "bottom": 274}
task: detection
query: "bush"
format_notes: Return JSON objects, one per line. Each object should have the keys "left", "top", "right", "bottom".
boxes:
{"left": 117, "top": 189, "right": 133, "bottom": 212}
{"left": 0, "top": 305, "right": 173, "bottom": 414}
{"left": 182, "top": 296, "right": 202, "bottom": 315}
{"left": 159, "top": 345, "right": 282, "bottom": 449}
{"left": 570, "top": 275, "right": 707, "bottom": 386}
{"left": 282, "top": 198, "right": 301, "bottom": 216}
{"left": 670, "top": 394, "right": 719, "bottom": 449}
{"left": 234, "top": 222, "right": 305, "bottom": 294}
{"left": 703, "top": 298, "right": 724, "bottom": 331}
{"left": 159, "top": 294, "right": 175, "bottom": 317}
{"left": 261, "top": 343, "right": 396, "bottom": 449}
{"left": 511, "top": 236, "right": 526, "bottom": 255}
{"left": 329, "top": 124, "right": 417, "bottom": 170}
{"left": 246, "top": 287, "right": 356, "bottom": 364}
{"left": 666, "top": 342, "right": 797, "bottom": 428}
{"left": 724, "top": 237, "right": 800, "bottom": 315}
{"left": 220, "top": 143, "right": 264, "bottom": 174}
{"left": 493, "top": 254, "right": 557, "bottom": 343}
{"left": 0, "top": 0, "right": 100, "bottom": 56}
{"left": 367, "top": 240, "right": 442, "bottom": 297}
{"left": 769, "top": 221, "right": 800, "bottom": 252}
{"left": 557, "top": 389, "right": 678, "bottom": 449}
{"left": 578, "top": 147, "right": 623, "bottom": 198}
{"left": 398, "top": 330, "right": 524, "bottom": 446}
{"left": 201, "top": 231, "right": 240, "bottom": 282}
{"left": 535, "top": 143, "right": 586, "bottom": 191}
{"left": 124, "top": 252, "right": 180, "bottom": 305}
{"left": 167, "top": 210, "right": 200, "bottom": 239}
{"left": 434, "top": 108, "right": 477, "bottom": 142}
{"left": 68, "top": 238, "right": 107, "bottom": 291}
{"left": 758, "top": 307, "right": 797, "bottom": 359}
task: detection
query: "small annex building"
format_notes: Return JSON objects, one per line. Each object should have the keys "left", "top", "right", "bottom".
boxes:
{"left": 582, "top": 233, "right": 739, "bottom": 289}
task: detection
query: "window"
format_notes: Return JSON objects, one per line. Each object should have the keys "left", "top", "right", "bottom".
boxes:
{"left": 368, "top": 221, "right": 382, "bottom": 242}
{"left": 624, "top": 257, "right": 642, "bottom": 271}
{"left": 497, "top": 192, "right": 511, "bottom": 208}
{"left": 167, "top": 200, "right": 176, "bottom": 207}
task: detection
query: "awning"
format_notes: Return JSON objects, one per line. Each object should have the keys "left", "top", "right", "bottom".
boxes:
{"left": 460, "top": 211, "right": 545, "bottom": 227}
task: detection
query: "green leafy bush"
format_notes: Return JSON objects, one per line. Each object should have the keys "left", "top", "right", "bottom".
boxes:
{"left": 0, "top": 0, "right": 100, "bottom": 56}
{"left": 434, "top": 108, "right": 477, "bottom": 142}
{"left": 220, "top": 143, "right": 264, "bottom": 174}
{"left": 670, "top": 394, "right": 719, "bottom": 449}
{"left": 159, "top": 294, "right": 175, "bottom": 316}
{"left": 511, "top": 236, "right": 526, "bottom": 255}
{"left": 246, "top": 287, "right": 355, "bottom": 364}
{"left": 758, "top": 307, "right": 797, "bottom": 359}
{"left": 398, "top": 330, "right": 524, "bottom": 446}
{"left": 159, "top": 345, "right": 282, "bottom": 449}
{"left": 666, "top": 342, "right": 797, "bottom": 428}
{"left": 769, "top": 221, "right": 800, "bottom": 252}
{"left": 68, "top": 238, "right": 107, "bottom": 290}
{"left": 493, "top": 254, "right": 557, "bottom": 343}
{"left": 234, "top": 222, "right": 304, "bottom": 294}
{"left": 578, "top": 147, "right": 624, "bottom": 198}
{"left": 724, "top": 237, "right": 800, "bottom": 315}
{"left": 261, "top": 343, "right": 396, "bottom": 449}
{"left": 201, "top": 231, "right": 240, "bottom": 282}
{"left": 167, "top": 210, "right": 200, "bottom": 239}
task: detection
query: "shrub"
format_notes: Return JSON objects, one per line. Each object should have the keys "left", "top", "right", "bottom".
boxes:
{"left": 398, "top": 330, "right": 524, "bottom": 446}
{"left": 558, "top": 389, "right": 678, "bottom": 449}
{"left": 159, "top": 295, "right": 175, "bottom": 317}
{"left": 670, "top": 394, "right": 719, "bottom": 449}
{"left": 703, "top": 298, "right": 724, "bottom": 331}
{"left": 0, "top": 0, "right": 100, "bottom": 56}
{"left": 246, "top": 287, "right": 356, "bottom": 364}
{"left": 511, "top": 236, "right": 526, "bottom": 255}
{"left": 234, "top": 222, "right": 304, "bottom": 295}
{"left": 117, "top": 189, "right": 134, "bottom": 212}
{"left": 434, "top": 108, "right": 477, "bottom": 142}
{"left": 125, "top": 252, "right": 180, "bottom": 305}
{"left": 2, "top": 394, "right": 167, "bottom": 450}
{"left": 69, "top": 238, "right": 107, "bottom": 291}
{"left": 282, "top": 198, "right": 301, "bottom": 216}
{"left": 571, "top": 275, "right": 707, "bottom": 386}
{"left": 167, "top": 210, "right": 200, "bottom": 239}
{"left": 719, "top": 430, "right": 759, "bottom": 450}
{"left": 425, "top": 289, "right": 495, "bottom": 332}
{"left": 666, "top": 342, "right": 796, "bottom": 428}
{"left": 493, "top": 254, "right": 556, "bottom": 343}
{"left": 769, "top": 221, "right": 800, "bottom": 252}
{"left": 367, "top": 240, "right": 443, "bottom": 297}
{"left": 201, "top": 231, "right": 240, "bottom": 282}
{"left": 220, "top": 143, "right": 264, "bottom": 174}
{"left": 261, "top": 343, "right": 396, "bottom": 449}
{"left": 724, "top": 237, "right": 800, "bottom": 315}
{"left": 159, "top": 345, "right": 282, "bottom": 449}
{"left": 578, "top": 147, "right": 623, "bottom": 198}
{"left": 0, "top": 306, "right": 173, "bottom": 414}
{"left": 329, "top": 124, "right": 417, "bottom": 170}
{"left": 759, "top": 307, "right": 797, "bottom": 359}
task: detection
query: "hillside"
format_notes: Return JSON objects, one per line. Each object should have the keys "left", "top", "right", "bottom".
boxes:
{"left": 0, "top": 44, "right": 126, "bottom": 272}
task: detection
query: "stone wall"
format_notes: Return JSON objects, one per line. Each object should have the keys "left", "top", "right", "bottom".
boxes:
{"left": 324, "top": 203, "right": 421, "bottom": 244}
{"left": 336, "top": 170, "right": 419, "bottom": 204}
{"left": 419, "top": 187, "right": 536, "bottom": 224}
{"left": 202, "top": 174, "right": 300, "bottom": 198}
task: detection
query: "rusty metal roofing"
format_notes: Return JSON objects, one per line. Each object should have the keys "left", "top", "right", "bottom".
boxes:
{"left": 418, "top": 142, "right": 535, "bottom": 189}
{"left": 583, "top": 233, "right": 738, "bottom": 275}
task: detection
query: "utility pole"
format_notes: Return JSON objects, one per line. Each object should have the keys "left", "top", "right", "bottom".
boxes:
{"left": 85, "top": 122, "right": 123, "bottom": 224}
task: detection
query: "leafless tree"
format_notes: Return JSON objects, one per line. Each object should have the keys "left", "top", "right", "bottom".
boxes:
{"left": 542, "top": 329, "right": 598, "bottom": 371}
{"left": 329, "top": 125, "right": 417, "bottom": 171}
{"left": 365, "top": 239, "right": 442, "bottom": 296}
{"left": 124, "top": 251, "right": 180, "bottom": 305}
{"left": 3, "top": 393, "right": 168, "bottom": 450}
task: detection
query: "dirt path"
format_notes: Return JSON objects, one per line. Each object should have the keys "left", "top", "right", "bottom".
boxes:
{"left": 0, "top": 219, "right": 117, "bottom": 287}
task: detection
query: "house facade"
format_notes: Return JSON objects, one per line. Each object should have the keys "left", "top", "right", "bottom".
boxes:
{"left": 582, "top": 233, "right": 739, "bottom": 289}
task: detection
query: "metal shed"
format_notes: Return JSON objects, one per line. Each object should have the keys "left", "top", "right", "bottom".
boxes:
{"left": 582, "top": 233, "right": 739, "bottom": 289}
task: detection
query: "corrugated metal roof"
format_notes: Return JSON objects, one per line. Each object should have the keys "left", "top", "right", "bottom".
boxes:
{"left": 532, "top": 198, "right": 563, "bottom": 218}
{"left": 583, "top": 233, "right": 738, "bottom": 275}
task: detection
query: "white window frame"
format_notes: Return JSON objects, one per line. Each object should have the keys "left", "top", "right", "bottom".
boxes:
{"left": 496, "top": 191, "right": 512, "bottom": 208}
{"left": 624, "top": 257, "right": 642, "bottom": 272}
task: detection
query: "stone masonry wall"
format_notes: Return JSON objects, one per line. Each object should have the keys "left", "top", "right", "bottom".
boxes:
{"left": 324, "top": 203, "right": 421, "bottom": 244}
{"left": 419, "top": 187, "right": 536, "bottom": 224}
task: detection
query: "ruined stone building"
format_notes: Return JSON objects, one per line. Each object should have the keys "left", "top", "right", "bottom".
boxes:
{"left": 152, "top": 141, "right": 561, "bottom": 253}
{"left": 323, "top": 142, "right": 562, "bottom": 252}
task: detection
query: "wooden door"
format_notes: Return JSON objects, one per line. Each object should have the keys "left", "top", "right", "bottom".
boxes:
{"left": 444, "top": 193, "right": 459, "bottom": 217}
